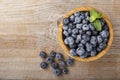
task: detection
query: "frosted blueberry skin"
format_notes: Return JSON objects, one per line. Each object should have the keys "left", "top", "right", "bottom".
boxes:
{"left": 62, "top": 11, "right": 109, "bottom": 58}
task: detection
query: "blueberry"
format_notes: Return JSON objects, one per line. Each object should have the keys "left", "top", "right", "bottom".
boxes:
{"left": 97, "top": 47, "right": 102, "bottom": 52}
{"left": 104, "top": 38, "right": 108, "bottom": 43}
{"left": 79, "top": 13, "right": 85, "bottom": 19}
{"left": 56, "top": 53, "right": 63, "bottom": 61}
{"left": 71, "top": 34, "right": 77, "bottom": 39}
{"left": 86, "top": 43, "right": 93, "bottom": 52}
{"left": 82, "top": 19, "right": 88, "bottom": 24}
{"left": 89, "top": 23, "right": 95, "bottom": 31}
{"left": 92, "top": 30, "right": 98, "bottom": 36}
{"left": 46, "top": 56, "right": 53, "bottom": 63}
{"left": 74, "top": 12, "right": 80, "bottom": 16}
{"left": 97, "top": 35, "right": 103, "bottom": 43}
{"left": 39, "top": 51, "right": 47, "bottom": 58}
{"left": 54, "top": 68, "right": 62, "bottom": 76}
{"left": 40, "top": 62, "right": 48, "bottom": 69}
{"left": 85, "top": 12, "right": 89, "bottom": 17}
{"left": 90, "top": 50, "right": 97, "bottom": 57}
{"left": 82, "top": 24, "right": 89, "bottom": 31}
{"left": 82, "top": 34, "right": 90, "bottom": 41}
{"left": 76, "top": 23, "right": 82, "bottom": 29}
{"left": 81, "top": 39, "right": 86, "bottom": 44}
{"left": 63, "top": 30, "right": 69, "bottom": 37}
{"left": 68, "top": 23, "right": 74, "bottom": 29}
{"left": 72, "top": 28, "right": 79, "bottom": 34}
{"left": 79, "top": 30, "right": 83, "bottom": 34}
{"left": 66, "top": 58, "right": 74, "bottom": 66}
{"left": 70, "top": 49, "right": 77, "bottom": 56}
{"left": 70, "top": 15, "right": 75, "bottom": 21}
{"left": 64, "top": 38, "right": 69, "bottom": 45}
{"left": 100, "top": 30, "right": 109, "bottom": 38}
{"left": 50, "top": 51, "right": 56, "bottom": 57}
{"left": 100, "top": 18, "right": 106, "bottom": 26}
{"left": 82, "top": 34, "right": 87, "bottom": 39}
{"left": 62, "top": 68, "right": 69, "bottom": 74}
{"left": 80, "top": 52, "right": 88, "bottom": 58}
{"left": 86, "top": 31, "right": 91, "bottom": 36}
{"left": 67, "top": 37, "right": 74, "bottom": 45}
{"left": 90, "top": 36, "right": 97, "bottom": 45}
{"left": 78, "top": 43, "right": 84, "bottom": 48}
{"left": 51, "top": 62, "right": 58, "bottom": 69}
{"left": 67, "top": 28, "right": 72, "bottom": 34}
{"left": 60, "top": 61, "right": 67, "bottom": 67}
{"left": 75, "top": 39, "right": 80, "bottom": 44}
{"left": 103, "top": 25, "right": 109, "bottom": 30}
{"left": 74, "top": 16, "right": 81, "bottom": 24}
{"left": 76, "top": 47, "right": 85, "bottom": 56}
{"left": 76, "top": 35, "right": 82, "bottom": 41}
{"left": 69, "top": 43, "right": 77, "bottom": 49}
{"left": 63, "top": 18, "right": 69, "bottom": 25}
{"left": 63, "top": 25, "right": 68, "bottom": 30}
{"left": 86, "top": 16, "right": 89, "bottom": 21}
{"left": 99, "top": 42, "right": 106, "bottom": 49}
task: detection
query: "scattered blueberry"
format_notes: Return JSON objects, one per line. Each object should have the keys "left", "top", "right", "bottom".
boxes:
{"left": 56, "top": 53, "right": 63, "bottom": 61}
{"left": 51, "top": 62, "right": 58, "bottom": 69}
{"left": 46, "top": 56, "right": 53, "bottom": 63}
{"left": 53, "top": 68, "right": 62, "bottom": 76}
{"left": 39, "top": 51, "right": 47, "bottom": 58}
{"left": 60, "top": 61, "right": 67, "bottom": 67}
{"left": 50, "top": 51, "right": 56, "bottom": 57}
{"left": 62, "top": 68, "right": 69, "bottom": 74}
{"left": 66, "top": 58, "right": 74, "bottom": 66}
{"left": 40, "top": 62, "right": 48, "bottom": 69}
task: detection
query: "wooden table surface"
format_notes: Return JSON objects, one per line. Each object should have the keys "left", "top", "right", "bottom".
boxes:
{"left": 0, "top": 0, "right": 120, "bottom": 80}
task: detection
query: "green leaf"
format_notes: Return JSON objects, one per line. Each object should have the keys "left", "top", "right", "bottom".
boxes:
{"left": 97, "top": 12, "right": 102, "bottom": 18}
{"left": 94, "top": 20, "right": 102, "bottom": 31}
{"left": 90, "top": 9, "right": 98, "bottom": 17}
{"left": 89, "top": 16, "right": 96, "bottom": 22}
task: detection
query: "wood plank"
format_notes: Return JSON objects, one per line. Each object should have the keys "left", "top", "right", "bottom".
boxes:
{"left": 0, "top": 0, "right": 120, "bottom": 80}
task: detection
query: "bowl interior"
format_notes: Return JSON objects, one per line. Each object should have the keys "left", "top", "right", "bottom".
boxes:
{"left": 58, "top": 6, "right": 113, "bottom": 62}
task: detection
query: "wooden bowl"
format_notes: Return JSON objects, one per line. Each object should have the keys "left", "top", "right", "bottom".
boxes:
{"left": 58, "top": 6, "right": 114, "bottom": 62}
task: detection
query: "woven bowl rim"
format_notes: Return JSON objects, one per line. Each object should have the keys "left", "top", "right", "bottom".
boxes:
{"left": 58, "top": 6, "right": 114, "bottom": 62}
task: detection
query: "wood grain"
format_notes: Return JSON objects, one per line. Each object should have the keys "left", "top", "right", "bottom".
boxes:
{"left": 0, "top": 0, "right": 120, "bottom": 80}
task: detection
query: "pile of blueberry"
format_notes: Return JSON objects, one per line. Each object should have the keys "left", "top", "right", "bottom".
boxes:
{"left": 63, "top": 11, "right": 109, "bottom": 58}
{"left": 39, "top": 51, "right": 74, "bottom": 76}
